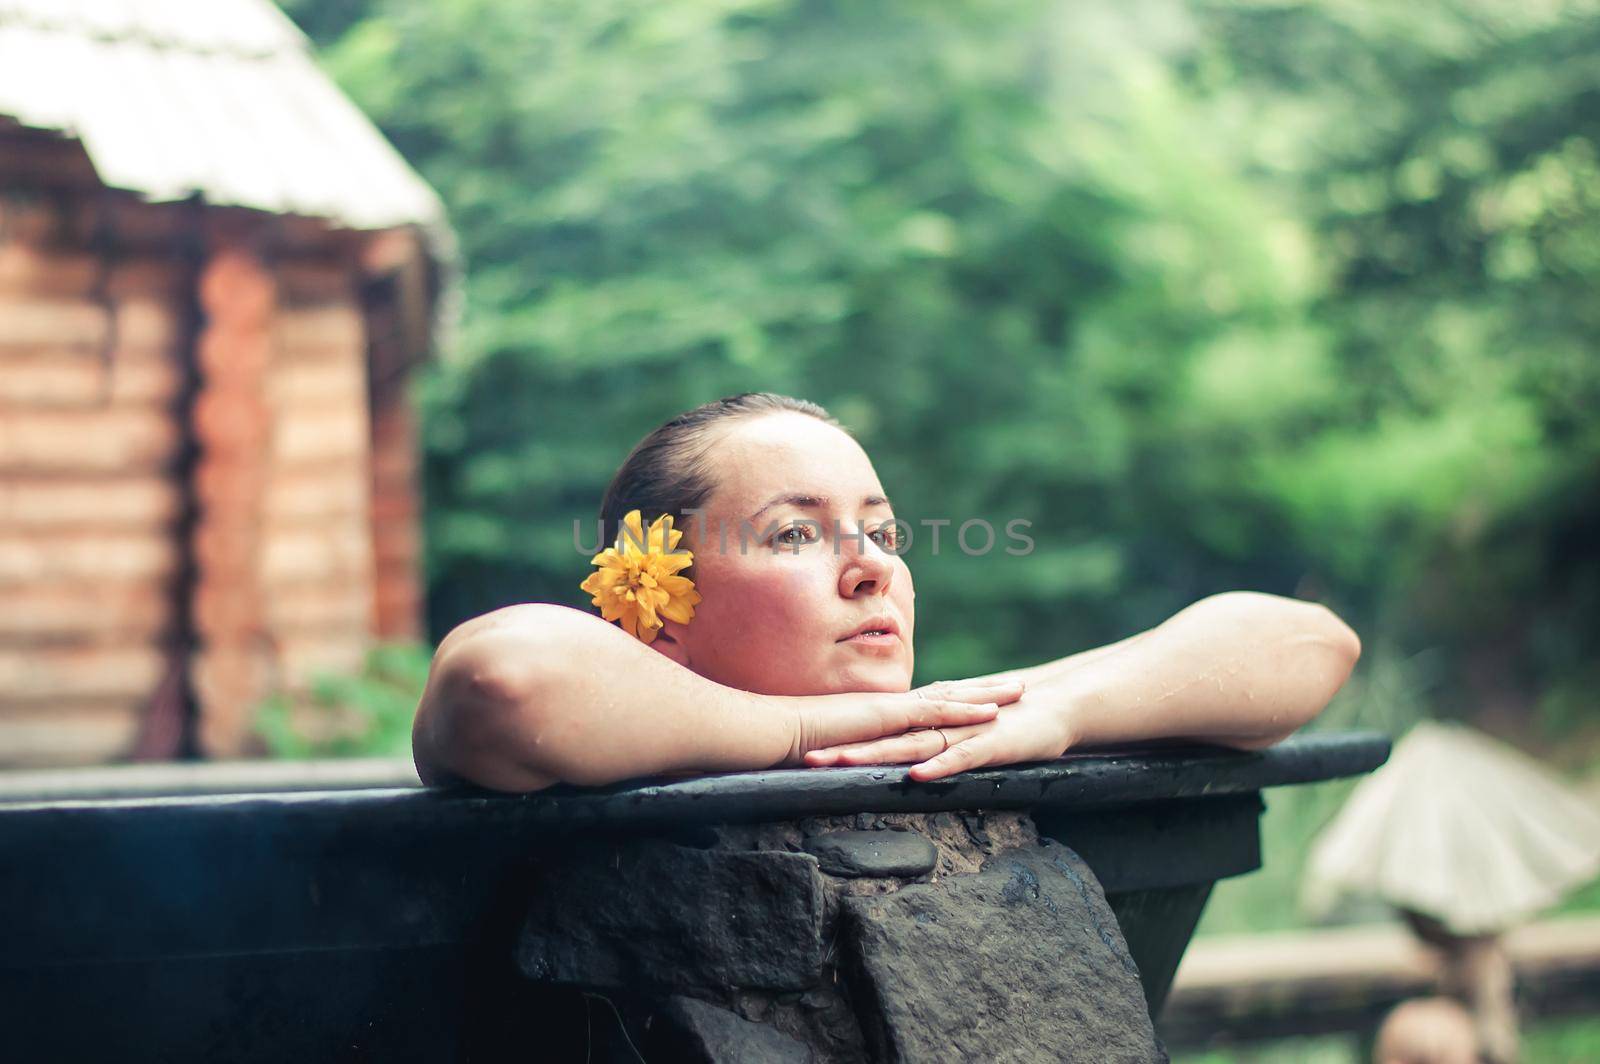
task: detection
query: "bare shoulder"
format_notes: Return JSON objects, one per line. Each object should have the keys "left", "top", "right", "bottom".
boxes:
{"left": 438, "top": 600, "right": 588, "bottom": 641}
{"left": 433, "top": 602, "right": 597, "bottom": 663}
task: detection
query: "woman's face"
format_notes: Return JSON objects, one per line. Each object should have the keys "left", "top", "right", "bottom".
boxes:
{"left": 655, "top": 412, "right": 915, "bottom": 695}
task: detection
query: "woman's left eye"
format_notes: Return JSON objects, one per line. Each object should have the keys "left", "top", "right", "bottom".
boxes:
{"left": 870, "top": 525, "right": 899, "bottom": 549}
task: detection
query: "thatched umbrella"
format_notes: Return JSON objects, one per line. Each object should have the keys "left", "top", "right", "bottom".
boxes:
{"left": 1302, "top": 720, "right": 1600, "bottom": 935}
{"left": 1301, "top": 720, "right": 1600, "bottom": 1064}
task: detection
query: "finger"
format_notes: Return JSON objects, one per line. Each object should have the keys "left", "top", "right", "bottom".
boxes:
{"left": 916, "top": 678, "right": 1026, "bottom": 704}
{"left": 907, "top": 730, "right": 999, "bottom": 782}
{"left": 905, "top": 700, "right": 1000, "bottom": 730}
{"left": 928, "top": 723, "right": 988, "bottom": 747}
{"left": 811, "top": 722, "right": 991, "bottom": 765}
{"left": 958, "top": 679, "right": 1025, "bottom": 704}
{"left": 940, "top": 676, "right": 1025, "bottom": 689}
{"left": 811, "top": 698, "right": 991, "bottom": 753}
{"left": 805, "top": 730, "right": 947, "bottom": 767}
{"left": 990, "top": 679, "right": 1026, "bottom": 705}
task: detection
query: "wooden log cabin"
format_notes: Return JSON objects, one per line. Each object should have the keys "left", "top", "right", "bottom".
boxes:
{"left": 0, "top": 0, "right": 451, "bottom": 766}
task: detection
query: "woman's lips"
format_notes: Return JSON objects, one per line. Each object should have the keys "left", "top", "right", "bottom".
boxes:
{"left": 840, "top": 630, "right": 900, "bottom": 649}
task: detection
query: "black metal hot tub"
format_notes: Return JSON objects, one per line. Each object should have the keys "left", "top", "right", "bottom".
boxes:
{"left": 0, "top": 732, "right": 1388, "bottom": 1062}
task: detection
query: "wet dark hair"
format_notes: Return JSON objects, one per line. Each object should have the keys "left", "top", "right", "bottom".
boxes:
{"left": 597, "top": 393, "right": 845, "bottom": 569}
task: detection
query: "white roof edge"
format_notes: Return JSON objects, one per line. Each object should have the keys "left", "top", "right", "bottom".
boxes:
{"left": 0, "top": 0, "right": 452, "bottom": 241}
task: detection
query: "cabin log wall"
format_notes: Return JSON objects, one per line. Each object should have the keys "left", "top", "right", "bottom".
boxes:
{"left": 0, "top": 152, "right": 427, "bottom": 766}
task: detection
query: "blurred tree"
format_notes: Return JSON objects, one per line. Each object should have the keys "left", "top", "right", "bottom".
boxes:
{"left": 1186, "top": 0, "right": 1600, "bottom": 742}
{"left": 275, "top": 0, "right": 1600, "bottom": 747}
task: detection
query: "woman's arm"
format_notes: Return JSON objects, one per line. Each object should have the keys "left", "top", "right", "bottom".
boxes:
{"left": 805, "top": 591, "right": 1362, "bottom": 780}
{"left": 1045, "top": 591, "right": 1360, "bottom": 748}
{"left": 411, "top": 603, "right": 1020, "bottom": 792}
{"left": 951, "top": 630, "right": 1150, "bottom": 690}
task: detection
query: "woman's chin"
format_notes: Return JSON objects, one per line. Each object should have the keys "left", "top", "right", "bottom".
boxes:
{"left": 826, "top": 667, "right": 913, "bottom": 694}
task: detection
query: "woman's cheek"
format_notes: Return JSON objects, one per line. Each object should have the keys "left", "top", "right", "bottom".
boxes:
{"left": 791, "top": 557, "right": 840, "bottom": 615}
{"left": 720, "top": 561, "right": 813, "bottom": 633}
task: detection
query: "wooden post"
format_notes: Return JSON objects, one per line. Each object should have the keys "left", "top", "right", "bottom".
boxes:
{"left": 189, "top": 238, "right": 276, "bottom": 756}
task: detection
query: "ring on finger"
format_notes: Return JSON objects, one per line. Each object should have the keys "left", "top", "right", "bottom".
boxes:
{"left": 933, "top": 728, "right": 950, "bottom": 754}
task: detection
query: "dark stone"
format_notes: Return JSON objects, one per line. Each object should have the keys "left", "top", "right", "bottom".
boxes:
{"left": 652, "top": 996, "right": 814, "bottom": 1063}
{"left": 803, "top": 830, "right": 937, "bottom": 879}
{"left": 843, "top": 840, "right": 1166, "bottom": 1063}
{"left": 960, "top": 812, "right": 991, "bottom": 849}
{"left": 517, "top": 841, "right": 826, "bottom": 993}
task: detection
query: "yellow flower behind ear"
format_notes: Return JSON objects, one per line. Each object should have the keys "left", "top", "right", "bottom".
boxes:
{"left": 580, "top": 509, "right": 702, "bottom": 644}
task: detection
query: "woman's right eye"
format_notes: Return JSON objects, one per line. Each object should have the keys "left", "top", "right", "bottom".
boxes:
{"left": 775, "top": 524, "right": 818, "bottom": 546}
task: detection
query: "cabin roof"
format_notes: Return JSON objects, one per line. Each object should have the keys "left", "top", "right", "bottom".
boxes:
{"left": 0, "top": 0, "right": 447, "bottom": 233}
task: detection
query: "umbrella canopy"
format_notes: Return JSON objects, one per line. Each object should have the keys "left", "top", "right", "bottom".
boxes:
{"left": 1301, "top": 720, "right": 1600, "bottom": 935}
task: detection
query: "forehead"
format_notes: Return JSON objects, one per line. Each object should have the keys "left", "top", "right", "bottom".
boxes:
{"left": 703, "top": 413, "right": 883, "bottom": 511}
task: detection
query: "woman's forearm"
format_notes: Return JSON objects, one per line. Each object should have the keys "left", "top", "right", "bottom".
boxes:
{"left": 960, "top": 631, "right": 1148, "bottom": 689}
{"left": 1038, "top": 591, "right": 1361, "bottom": 750}
{"left": 411, "top": 604, "right": 793, "bottom": 790}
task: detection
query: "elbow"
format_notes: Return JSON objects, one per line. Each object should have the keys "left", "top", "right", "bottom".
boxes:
{"left": 1305, "top": 600, "right": 1362, "bottom": 678}
{"left": 1204, "top": 591, "right": 1361, "bottom": 672}
{"left": 413, "top": 612, "right": 570, "bottom": 792}
{"left": 1201, "top": 591, "right": 1363, "bottom": 743}
{"left": 1290, "top": 602, "right": 1362, "bottom": 735}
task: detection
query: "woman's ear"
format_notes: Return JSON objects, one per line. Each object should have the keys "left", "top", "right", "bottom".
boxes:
{"left": 650, "top": 623, "right": 692, "bottom": 669}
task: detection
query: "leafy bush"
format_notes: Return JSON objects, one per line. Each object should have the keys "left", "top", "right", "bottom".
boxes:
{"left": 254, "top": 643, "right": 433, "bottom": 759}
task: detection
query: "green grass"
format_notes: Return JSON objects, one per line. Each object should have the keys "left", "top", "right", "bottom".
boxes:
{"left": 1552, "top": 872, "right": 1600, "bottom": 918}
{"left": 1173, "top": 1035, "right": 1355, "bottom": 1064}
{"left": 1525, "top": 1015, "right": 1600, "bottom": 1062}
{"left": 1172, "top": 1017, "right": 1600, "bottom": 1063}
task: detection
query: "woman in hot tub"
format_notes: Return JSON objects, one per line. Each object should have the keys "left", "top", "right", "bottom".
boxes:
{"left": 412, "top": 392, "right": 1360, "bottom": 792}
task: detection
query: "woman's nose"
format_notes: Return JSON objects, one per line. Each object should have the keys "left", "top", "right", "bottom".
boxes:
{"left": 839, "top": 526, "right": 894, "bottom": 597}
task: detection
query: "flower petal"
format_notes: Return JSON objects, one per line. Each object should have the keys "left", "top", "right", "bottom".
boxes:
{"left": 644, "top": 514, "right": 666, "bottom": 554}
{"left": 659, "top": 597, "right": 695, "bottom": 624}
{"left": 656, "top": 574, "right": 693, "bottom": 595}
{"left": 619, "top": 510, "right": 646, "bottom": 555}
{"left": 588, "top": 547, "right": 623, "bottom": 569}
{"left": 654, "top": 552, "right": 694, "bottom": 575}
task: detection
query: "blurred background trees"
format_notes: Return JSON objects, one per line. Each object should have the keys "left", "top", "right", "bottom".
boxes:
{"left": 276, "top": 0, "right": 1600, "bottom": 764}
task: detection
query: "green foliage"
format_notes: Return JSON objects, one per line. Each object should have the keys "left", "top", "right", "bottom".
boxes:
{"left": 277, "top": 0, "right": 1600, "bottom": 736}
{"left": 1525, "top": 1014, "right": 1600, "bottom": 1062}
{"left": 1173, "top": 1037, "right": 1355, "bottom": 1064}
{"left": 254, "top": 644, "right": 432, "bottom": 759}
{"left": 1173, "top": 1016, "right": 1600, "bottom": 1063}
{"left": 1553, "top": 871, "right": 1600, "bottom": 917}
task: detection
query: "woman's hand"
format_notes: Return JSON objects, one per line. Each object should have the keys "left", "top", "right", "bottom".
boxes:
{"left": 784, "top": 677, "right": 1027, "bottom": 767}
{"left": 802, "top": 687, "right": 1072, "bottom": 782}
{"left": 802, "top": 591, "right": 1363, "bottom": 782}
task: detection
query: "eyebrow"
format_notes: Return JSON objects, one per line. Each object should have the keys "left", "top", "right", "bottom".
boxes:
{"left": 746, "top": 493, "right": 893, "bottom": 525}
